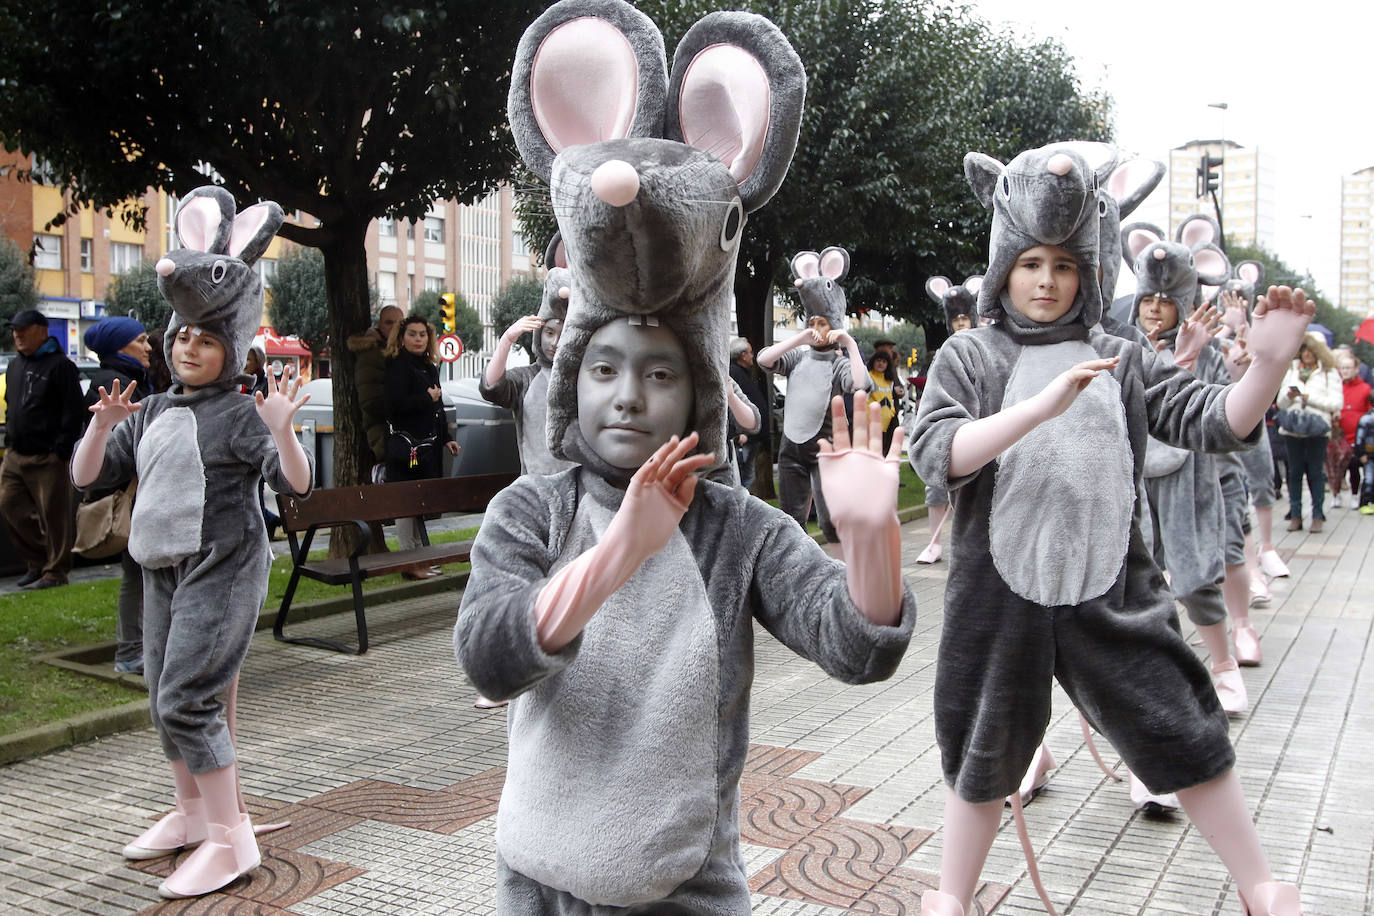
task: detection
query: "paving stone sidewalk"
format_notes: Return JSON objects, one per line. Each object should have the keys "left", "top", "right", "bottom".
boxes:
{"left": 1, "top": 504, "right": 1371, "bottom": 914}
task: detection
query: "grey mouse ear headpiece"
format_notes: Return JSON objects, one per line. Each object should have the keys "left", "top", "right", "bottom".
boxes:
{"left": 790, "top": 247, "right": 849, "bottom": 328}
{"left": 513, "top": 0, "right": 805, "bottom": 480}
{"left": 159, "top": 185, "right": 284, "bottom": 389}
{"left": 1124, "top": 215, "right": 1229, "bottom": 334}
{"left": 1226, "top": 259, "right": 1266, "bottom": 314}
{"left": 543, "top": 233, "right": 567, "bottom": 270}
{"left": 1096, "top": 152, "right": 1165, "bottom": 303}
{"left": 965, "top": 144, "right": 1106, "bottom": 342}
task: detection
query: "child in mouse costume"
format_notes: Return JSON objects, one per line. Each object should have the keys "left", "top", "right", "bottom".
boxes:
{"left": 758, "top": 246, "right": 871, "bottom": 543}
{"left": 454, "top": 2, "right": 914, "bottom": 911}
{"left": 1122, "top": 218, "right": 1250, "bottom": 736}
{"left": 909, "top": 145, "right": 1308, "bottom": 916}
{"left": 911, "top": 275, "right": 983, "bottom": 566}
{"left": 481, "top": 237, "right": 576, "bottom": 477}
{"left": 72, "top": 186, "right": 312, "bottom": 900}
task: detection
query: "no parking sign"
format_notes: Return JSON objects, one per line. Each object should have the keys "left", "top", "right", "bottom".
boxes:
{"left": 438, "top": 334, "right": 463, "bottom": 362}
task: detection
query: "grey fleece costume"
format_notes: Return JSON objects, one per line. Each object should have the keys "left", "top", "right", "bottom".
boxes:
{"left": 85, "top": 388, "right": 310, "bottom": 771}
{"left": 455, "top": 470, "right": 914, "bottom": 912}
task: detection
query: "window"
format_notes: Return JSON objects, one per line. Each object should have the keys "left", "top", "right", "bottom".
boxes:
{"left": 424, "top": 216, "right": 445, "bottom": 244}
{"left": 80, "top": 238, "right": 93, "bottom": 272}
{"left": 378, "top": 217, "right": 396, "bottom": 237}
{"left": 109, "top": 242, "right": 143, "bottom": 275}
{"left": 377, "top": 271, "right": 396, "bottom": 303}
{"left": 32, "top": 234, "right": 61, "bottom": 270}
{"left": 256, "top": 258, "right": 277, "bottom": 288}
{"left": 424, "top": 275, "right": 444, "bottom": 293}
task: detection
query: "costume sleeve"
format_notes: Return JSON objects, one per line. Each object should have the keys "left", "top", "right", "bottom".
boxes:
{"left": 773, "top": 348, "right": 804, "bottom": 378}
{"left": 908, "top": 336, "right": 983, "bottom": 495}
{"left": 748, "top": 508, "right": 914, "bottom": 684}
{"left": 477, "top": 364, "right": 533, "bottom": 410}
{"left": 1140, "top": 344, "right": 1260, "bottom": 453}
{"left": 454, "top": 478, "right": 582, "bottom": 700}
{"left": 232, "top": 402, "right": 315, "bottom": 497}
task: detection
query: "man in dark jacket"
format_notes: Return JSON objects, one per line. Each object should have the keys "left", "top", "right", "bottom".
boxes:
{"left": 2, "top": 309, "right": 86, "bottom": 588}
{"left": 728, "top": 337, "right": 770, "bottom": 491}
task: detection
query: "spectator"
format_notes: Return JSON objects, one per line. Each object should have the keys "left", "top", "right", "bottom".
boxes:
{"left": 1334, "top": 351, "right": 1370, "bottom": 508}
{"left": 1, "top": 309, "right": 86, "bottom": 589}
{"left": 82, "top": 317, "right": 153, "bottom": 672}
{"left": 240, "top": 345, "right": 269, "bottom": 398}
{"left": 727, "top": 336, "right": 769, "bottom": 491}
{"left": 1276, "top": 332, "right": 1340, "bottom": 531}
{"left": 348, "top": 305, "right": 402, "bottom": 475}
{"left": 383, "top": 315, "right": 460, "bottom": 577}
{"left": 866, "top": 351, "right": 899, "bottom": 455}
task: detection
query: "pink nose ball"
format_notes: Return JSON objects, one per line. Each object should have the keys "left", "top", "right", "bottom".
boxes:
{"left": 1153, "top": 248, "right": 1167, "bottom": 260}
{"left": 590, "top": 159, "right": 640, "bottom": 207}
{"left": 1046, "top": 153, "right": 1073, "bottom": 176}
{"left": 155, "top": 257, "right": 176, "bottom": 277}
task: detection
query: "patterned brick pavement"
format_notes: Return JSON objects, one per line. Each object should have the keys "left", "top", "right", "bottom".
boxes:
{"left": 1, "top": 504, "right": 1372, "bottom": 914}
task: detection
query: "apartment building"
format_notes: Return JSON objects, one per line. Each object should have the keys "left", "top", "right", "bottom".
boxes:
{"left": 1167, "top": 140, "right": 1275, "bottom": 249}
{"left": 1, "top": 153, "right": 535, "bottom": 377}
{"left": 1339, "top": 167, "right": 1373, "bottom": 314}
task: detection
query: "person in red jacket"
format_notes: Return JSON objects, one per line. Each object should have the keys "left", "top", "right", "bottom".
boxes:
{"left": 1334, "top": 350, "right": 1371, "bottom": 507}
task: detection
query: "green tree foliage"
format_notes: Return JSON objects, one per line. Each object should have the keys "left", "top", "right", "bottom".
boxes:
{"left": 102, "top": 261, "right": 170, "bottom": 334}
{"left": 0, "top": 238, "right": 38, "bottom": 329}
{"left": 848, "top": 323, "right": 926, "bottom": 371}
{"left": 0, "top": 0, "right": 544, "bottom": 502}
{"left": 410, "top": 289, "right": 482, "bottom": 357}
{"left": 516, "top": 0, "right": 1113, "bottom": 353}
{"left": 1227, "top": 242, "right": 1355, "bottom": 349}
{"left": 490, "top": 276, "right": 546, "bottom": 360}
{"left": 266, "top": 246, "right": 329, "bottom": 358}
{"left": 410, "top": 290, "right": 444, "bottom": 330}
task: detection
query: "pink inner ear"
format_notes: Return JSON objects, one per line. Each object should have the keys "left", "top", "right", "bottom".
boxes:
{"left": 1108, "top": 159, "right": 1151, "bottom": 200}
{"left": 1237, "top": 262, "right": 1260, "bottom": 284}
{"left": 228, "top": 204, "right": 273, "bottom": 259}
{"left": 1128, "top": 228, "right": 1159, "bottom": 260}
{"left": 1200, "top": 284, "right": 1219, "bottom": 303}
{"left": 792, "top": 253, "right": 820, "bottom": 279}
{"left": 964, "top": 277, "right": 983, "bottom": 296}
{"left": 928, "top": 277, "right": 950, "bottom": 297}
{"left": 819, "top": 250, "right": 846, "bottom": 280}
{"left": 1194, "top": 249, "right": 1226, "bottom": 277}
{"left": 177, "top": 197, "right": 224, "bottom": 252}
{"left": 678, "top": 43, "right": 770, "bottom": 184}
{"left": 1179, "top": 218, "right": 1214, "bottom": 249}
{"left": 531, "top": 17, "right": 639, "bottom": 153}
{"left": 552, "top": 239, "right": 567, "bottom": 269}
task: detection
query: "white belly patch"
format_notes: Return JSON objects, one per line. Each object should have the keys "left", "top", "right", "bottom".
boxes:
{"left": 129, "top": 407, "right": 206, "bottom": 568}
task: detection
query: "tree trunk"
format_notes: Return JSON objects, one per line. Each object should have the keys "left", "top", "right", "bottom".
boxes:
{"left": 320, "top": 219, "right": 381, "bottom": 558}
{"left": 735, "top": 253, "right": 778, "bottom": 500}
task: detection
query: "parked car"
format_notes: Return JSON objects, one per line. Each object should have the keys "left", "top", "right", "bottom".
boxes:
{"left": 290, "top": 376, "right": 520, "bottom": 488}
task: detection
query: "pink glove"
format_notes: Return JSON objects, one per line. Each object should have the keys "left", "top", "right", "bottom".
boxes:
{"left": 1225, "top": 286, "right": 1315, "bottom": 436}
{"left": 533, "top": 433, "right": 715, "bottom": 652}
{"left": 757, "top": 328, "right": 821, "bottom": 368}
{"left": 71, "top": 378, "right": 142, "bottom": 488}
{"left": 1172, "top": 303, "right": 1221, "bottom": 371}
{"left": 818, "top": 397, "right": 904, "bottom": 626}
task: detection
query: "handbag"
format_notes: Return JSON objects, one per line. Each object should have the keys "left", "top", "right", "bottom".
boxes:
{"left": 74, "top": 478, "right": 137, "bottom": 560}
{"left": 385, "top": 422, "right": 438, "bottom": 471}
{"left": 1276, "top": 408, "right": 1330, "bottom": 438}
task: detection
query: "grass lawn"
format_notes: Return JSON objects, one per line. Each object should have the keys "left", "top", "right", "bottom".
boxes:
{"left": 0, "top": 528, "right": 477, "bottom": 737}
{"left": 0, "top": 465, "right": 928, "bottom": 738}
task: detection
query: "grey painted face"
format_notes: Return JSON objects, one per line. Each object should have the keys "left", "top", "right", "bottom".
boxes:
{"left": 539, "top": 318, "right": 563, "bottom": 364}
{"left": 577, "top": 319, "right": 693, "bottom": 470}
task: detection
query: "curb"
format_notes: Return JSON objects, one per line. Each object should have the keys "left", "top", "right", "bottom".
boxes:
{"left": 2, "top": 508, "right": 930, "bottom": 767}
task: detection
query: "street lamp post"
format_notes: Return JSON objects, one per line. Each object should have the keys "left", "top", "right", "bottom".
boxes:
{"left": 1207, "top": 102, "right": 1228, "bottom": 247}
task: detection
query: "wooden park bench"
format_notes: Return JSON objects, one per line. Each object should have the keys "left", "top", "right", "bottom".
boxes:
{"left": 274, "top": 473, "right": 517, "bottom": 654}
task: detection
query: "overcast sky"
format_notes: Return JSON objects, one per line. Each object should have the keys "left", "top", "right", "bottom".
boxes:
{"left": 958, "top": 0, "right": 1373, "bottom": 305}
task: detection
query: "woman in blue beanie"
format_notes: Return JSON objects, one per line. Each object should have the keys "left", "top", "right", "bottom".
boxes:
{"left": 82, "top": 316, "right": 154, "bottom": 674}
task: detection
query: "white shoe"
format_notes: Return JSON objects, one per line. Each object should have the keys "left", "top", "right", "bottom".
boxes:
{"left": 916, "top": 542, "right": 943, "bottom": 564}
{"left": 1212, "top": 658, "right": 1249, "bottom": 716}
{"left": 1331, "top": 493, "right": 1343, "bottom": 509}
{"left": 1258, "top": 549, "right": 1290, "bottom": 579}
{"left": 1008, "top": 741, "right": 1057, "bottom": 807}
{"left": 1128, "top": 771, "right": 1180, "bottom": 813}
{"left": 1249, "top": 575, "right": 1272, "bottom": 607}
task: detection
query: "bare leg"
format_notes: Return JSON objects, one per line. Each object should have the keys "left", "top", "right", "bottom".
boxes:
{"left": 935, "top": 789, "right": 1003, "bottom": 910}
{"left": 1175, "top": 770, "right": 1275, "bottom": 902}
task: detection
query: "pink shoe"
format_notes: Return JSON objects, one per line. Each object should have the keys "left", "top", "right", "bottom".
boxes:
{"left": 920, "top": 890, "right": 965, "bottom": 916}
{"left": 1127, "top": 770, "right": 1179, "bottom": 814}
{"left": 917, "top": 542, "right": 943, "bottom": 564}
{"left": 1240, "top": 880, "right": 1303, "bottom": 915}
{"left": 1249, "top": 575, "right": 1272, "bottom": 607}
{"left": 122, "top": 797, "right": 206, "bottom": 860}
{"left": 157, "top": 813, "right": 261, "bottom": 899}
{"left": 1009, "top": 741, "right": 1056, "bottom": 807}
{"left": 1212, "top": 658, "right": 1249, "bottom": 716}
{"left": 1258, "top": 549, "right": 1290, "bottom": 578}
{"left": 473, "top": 695, "right": 507, "bottom": 709}
{"left": 1234, "top": 625, "right": 1263, "bottom": 667}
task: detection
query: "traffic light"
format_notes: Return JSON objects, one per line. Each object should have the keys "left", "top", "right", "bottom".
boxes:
{"left": 440, "top": 293, "right": 456, "bottom": 333}
{"left": 1197, "top": 154, "right": 1223, "bottom": 199}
